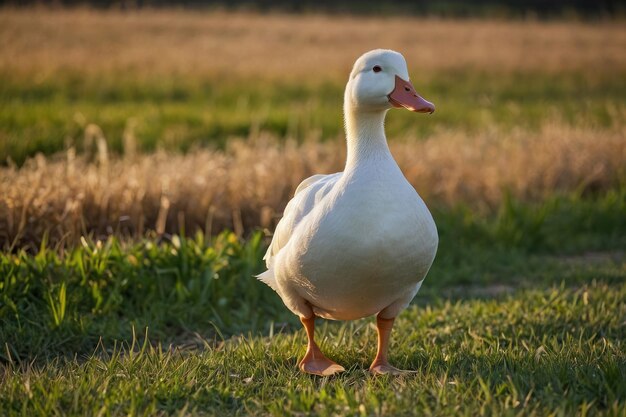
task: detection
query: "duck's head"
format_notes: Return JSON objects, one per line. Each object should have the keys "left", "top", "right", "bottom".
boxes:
{"left": 346, "top": 49, "right": 435, "bottom": 114}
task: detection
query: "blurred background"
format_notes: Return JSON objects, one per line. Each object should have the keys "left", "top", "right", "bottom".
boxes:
{"left": 2, "top": 0, "right": 624, "bottom": 18}
{"left": 1, "top": 1, "right": 624, "bottom": 249}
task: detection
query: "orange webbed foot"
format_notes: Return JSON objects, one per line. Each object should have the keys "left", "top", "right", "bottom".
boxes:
{"left": 298, "top": 315, "right": 345, "bottom": 376}
{"left": 369, "top": 360, "right": 416, "bottom": 376}
{"left": 299, "top": 351, "right": 345, "bottom": 376}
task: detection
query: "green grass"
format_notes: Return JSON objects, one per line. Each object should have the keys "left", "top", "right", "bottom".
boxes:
{"left": 1, "top": 193, "right": 625, "bottom": 416}
{"left": 2, "top": 282, "right": 625, "bottom": 417}
{"left": 1, "top": 71, "right": 624, "bottom": 165}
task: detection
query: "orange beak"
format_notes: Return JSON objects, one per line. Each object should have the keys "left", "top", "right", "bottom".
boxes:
{"left": 388, "top": 75, "right": 435, "bottom": 114}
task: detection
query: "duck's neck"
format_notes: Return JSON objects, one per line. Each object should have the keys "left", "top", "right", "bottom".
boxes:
{"left": 344, "top": 104, "right": 392, "bottom": 171}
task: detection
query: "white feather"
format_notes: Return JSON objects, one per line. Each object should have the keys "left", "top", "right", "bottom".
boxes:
{"left": 258, "top": 49, "right": 438, "bottom": 321}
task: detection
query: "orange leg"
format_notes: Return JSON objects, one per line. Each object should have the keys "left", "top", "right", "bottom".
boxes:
{"left": 298, "top": 316, "right": 345, "bottom": 376}
{"left": 369, "top": 315, "right": 407, "bottom": 375}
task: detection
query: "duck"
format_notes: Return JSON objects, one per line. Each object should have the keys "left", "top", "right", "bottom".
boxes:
{"left": 258, "top": 49, "right": 438, "bottom": 376}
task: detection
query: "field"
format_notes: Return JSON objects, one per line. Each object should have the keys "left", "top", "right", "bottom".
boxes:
{"left": 1, "top": 8, "right": 626, "bottom": 417}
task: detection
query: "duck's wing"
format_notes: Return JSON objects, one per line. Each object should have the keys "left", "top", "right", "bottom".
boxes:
{"left": 265, "top": 172, "right": 342, "bottom": 266}
{"left": 257, "top": 172, "right": 342, "bottom": 290}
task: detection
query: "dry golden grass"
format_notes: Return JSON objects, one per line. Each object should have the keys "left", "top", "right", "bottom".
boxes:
{"left": 1, "top": 123, "right": 624, "bottom": 248}
{"left": 1, "top": 9, "right": 625, "bottom": 80}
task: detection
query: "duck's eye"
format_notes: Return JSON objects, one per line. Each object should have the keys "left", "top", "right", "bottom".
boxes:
{"left": 372, "top": 65, "right": 382, "bottom": 73}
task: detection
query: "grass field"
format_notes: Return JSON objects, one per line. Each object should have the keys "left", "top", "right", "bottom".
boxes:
{"left": 1, "top": 8, "right": 625, "bottom": 417}
{"left": 1, "top": 9, "right": 625, "bottom": 165}
{"left": 2, "top": 230, "right": 625, "bottom": 416}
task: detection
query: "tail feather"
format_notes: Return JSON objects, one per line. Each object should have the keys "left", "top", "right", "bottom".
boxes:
{"left": 256, "top": 269, "right": 278, "bottom": 292}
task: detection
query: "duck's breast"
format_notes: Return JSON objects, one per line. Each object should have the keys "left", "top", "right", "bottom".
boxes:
{"left": 276, "top": 168, "right": 438, "bottom": 320}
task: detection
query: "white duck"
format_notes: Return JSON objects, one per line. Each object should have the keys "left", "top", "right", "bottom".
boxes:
{"left": 258, "top": 49, "right": 438, "bottom": 376}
